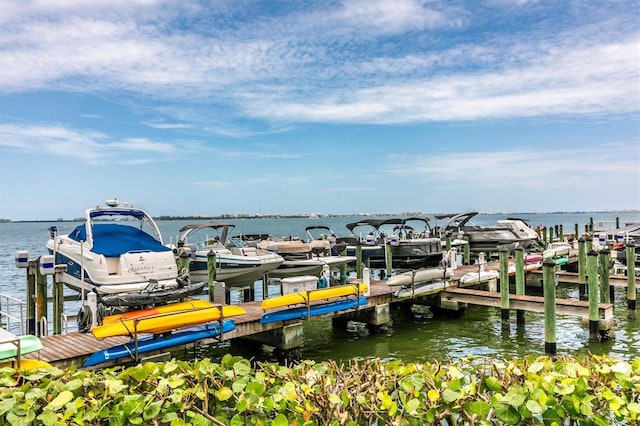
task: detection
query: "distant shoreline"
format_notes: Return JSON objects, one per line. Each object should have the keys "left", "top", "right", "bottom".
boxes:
{"left": 2, "top": 210, "right": 638, "bottom": 224}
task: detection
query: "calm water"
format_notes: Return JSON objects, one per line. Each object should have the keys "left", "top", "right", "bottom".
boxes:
{"left": 1, "top": 211, "right": 638, "bottom": 363}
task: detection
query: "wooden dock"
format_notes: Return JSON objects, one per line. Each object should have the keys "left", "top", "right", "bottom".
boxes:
{"left": 22, "top": 259, "right": 632, "bottom": 369}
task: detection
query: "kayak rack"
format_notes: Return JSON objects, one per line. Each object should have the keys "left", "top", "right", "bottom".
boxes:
{"left": 127, "top": 304, "right": 227, "bottom": 363}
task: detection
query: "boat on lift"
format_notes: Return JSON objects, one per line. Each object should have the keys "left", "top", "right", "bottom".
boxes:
{"left": 432, "top": 212, "right": 544, "bottom": 254}
{"left": 46, "top": 200, "right": 205, "bottom": 307}
{"left": 176, "top": 222, "right": 285, "bottom": 287}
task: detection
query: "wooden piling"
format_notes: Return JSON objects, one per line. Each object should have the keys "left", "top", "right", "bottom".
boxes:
{"left": 514, "top": 247, "right": 525, "bottom": 325}
{"left": 587, "top": 250, "right": 600, "bottom": 342}
{"left": 53, "top": 265, "right": 65, "bottom": 335}
{"left": 355, "top": 242, "right": 363, "bottom": 279}
{"left": 463, "top": 241, "right": 470, "bottom": 265}
{"left": 207, "top": 251, "right": 216, "bottom": 303}
{"left": 598, "top": 248, "right": 611, "bottom": 304}
{"left": 558, "top": 224, "right": 564, "bottom": 241}
{"left": 578, "top": 237, "right": 587, "bottom": 299}
{"left": 616, "top": 217, "right": 620, "bottom": 228}
{"left": 445, "top": 234, "right": 451, "bottom": 251}
{"left": 627, "top": 243, "right": 636, "bottom": 319}
{"left": 589, "top": 217, "right": 594, "bottom": 232}
{"left": 574, "top": 223, "right": 579, "bottom": 240}
{"left": 26, "top": 260, "right": 37, "bottom": 335}
{"left": 499, "top": 248, "right": 509, "bottom": 327}
{"left": 586, "top": 235, "right": 593, "bottom": 253}
{"left": 542, "top": 258, "right": 556, "bottom": 355}
{"left": 385, "top": 241, "right": 393, "bottom": 279}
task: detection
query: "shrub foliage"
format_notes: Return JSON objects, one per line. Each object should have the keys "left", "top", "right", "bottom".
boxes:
{"left": 0, "top": 354, "right": 638, "bottom": 425}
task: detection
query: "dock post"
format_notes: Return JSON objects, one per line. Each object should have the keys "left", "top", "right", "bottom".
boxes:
{"left": 499, "top": 248, "right": 510, "bottom": 328}
{"left": 26, "top": 260, "right": 37, "bottom": 335}
{"left": 587, "top": 250, "right": 600, "bottom": 342}
{"left": 542, "top": 258, "right": 556, "bottom": 355}
{"left": 589, "top": 217, "right": 594, "bottom": 232}
{"left": 207, "top": 251, "right": 216, "bottom": 302}
{"left": 463, "top": 240, "right": 470, "bottom": 265}
{"left": 558, "top": 224, "right": 564, "bottom": 241}
{"left": 53, "top": 265, "right": 66, "bottom": 335}
{"left": 445, "top": 234, "right": 451, "bottom": 251}
{"left": 574, "top": 224, "right": 579, "bottom": 240}
{"left": 548, "top": 226, "right": 554, "bottom": 244}
{"left": 598, "top": 248, "right": 611, "bottom": 304}
{"left": 578, "top": 237, "right": 587, "bottom": 299}
{"left": 356, "top": 242, "right": 363, "bottom": 280}
{"left": 514, "top": 247, "right": 525, "bottom": 325}
{"left": 616, "top": 217, "right": 620, "bottom": 228}
{"left": 586, "top": 235, "right": 593, "bottom": 254}
{"left": 36, "top": 258, "right": 48, "bottom": 337}
{"left": 178, "top": 250, "right": 190, "bottom": 277}
{"left": 385, "top": 240, "right": 393, "bottom": 279}
{"left": 340, "top": 247, "right": 348, "bottom": 285}
{"left": 627, "top": 243, "right": 636, "bottom": 319}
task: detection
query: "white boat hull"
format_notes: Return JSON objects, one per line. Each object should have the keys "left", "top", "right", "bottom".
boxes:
{"left": 386, "top": 267, "right": 452, "bottom": 287}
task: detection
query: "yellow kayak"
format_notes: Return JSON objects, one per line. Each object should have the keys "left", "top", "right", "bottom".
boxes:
{"left": 92, "top": 305, "right": 246, "bottom": 339}
{"left": 0, "top": 359, "right": 52, "bottom": 370}
{"left": 101, "top": 299, "right": 213, "bottom": 325}
{"left": 261, "top": 283, "right": 368, "bottom": 310}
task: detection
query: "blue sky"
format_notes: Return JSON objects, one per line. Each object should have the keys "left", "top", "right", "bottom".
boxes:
{"left": 0, "top": 0, "right": 638, "bottom": 220}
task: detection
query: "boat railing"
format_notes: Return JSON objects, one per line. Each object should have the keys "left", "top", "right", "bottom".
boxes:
{"left": 0, "top": 293, "right": 25, "bottom": 335}
{"left": 39, "top": 317, "right": 48, "bottom": 337}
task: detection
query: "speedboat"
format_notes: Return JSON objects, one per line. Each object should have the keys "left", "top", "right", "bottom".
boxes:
{"left": 256, "top": 236, "right": 356, "bottom": 278}
{"left": 46, "top": 200, "right": 205, "bottom": 307}
{"left": 176, "top": 222, "right": 284, "bottom": 287}
{"left": 432, "top": 212, "right": 544, "bottom": 253}
{"left": 343, "top": 217, "right": 444, "bottom": 270}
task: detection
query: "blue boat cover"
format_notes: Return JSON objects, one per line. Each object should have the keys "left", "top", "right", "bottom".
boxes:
{"left": 69, "top": 224, "right": 171, "bottom": 257}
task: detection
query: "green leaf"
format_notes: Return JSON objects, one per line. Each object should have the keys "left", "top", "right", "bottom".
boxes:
{"left": 272, "top": 413, "right": 288, "bottom": 426}
{"left": 526, "top": 400, "right": 545, "bottom": 414}
{"left": 143, "top": 401, "right": 163, "bottom": 420}
{"left": 46, "top": 391, "right": 74, "bottom": 411}
{"left": 328, "top": 394, "right": 341, "bottom": 405}
{"left": 216, "top": 386, "right": 233, "bottom": 401}
{"left": 468, "top": 401, "right": 490, "bottom": 416}
{"left": 62, "top": 379, "right": 83, "bottom": 392}
{"left": 442, "top": 388, "right": 460, "bottom": 403}
{"left": 36, "top": 410, "right": 59, "bottom": 426}
{"left": 494, "top": 402, "right": 521, "bottom": 425}
{"left": 405, "top": 398, "right": 421, "bottom": 414}
{"left": 485, "top": 376, "right": 502, "bottom": 392}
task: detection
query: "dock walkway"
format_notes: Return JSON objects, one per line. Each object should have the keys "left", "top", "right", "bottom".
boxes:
{"left": 23, "top": 260, "right": 634, "bottom": 368}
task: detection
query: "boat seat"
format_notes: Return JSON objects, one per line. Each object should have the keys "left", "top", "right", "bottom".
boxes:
{"left": 240, "top": 247, "right": 258, "bottom": 256}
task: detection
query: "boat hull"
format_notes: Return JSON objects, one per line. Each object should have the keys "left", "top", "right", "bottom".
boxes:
{"left": 393, "top": 280, "right": 447, "bottom": 298}
{"left": 386, "top": 267, "right": 452, "bottom": 286}
{"left": 188, "top": 253, "right": 284, "bottom": 287}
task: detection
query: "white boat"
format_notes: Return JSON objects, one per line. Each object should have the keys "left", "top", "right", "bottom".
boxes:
{"left": 459, "top": 270, "right": 500, "bottom": 284}
{"left": 543, "top": 241, "right": 572, "bottom": 259}
{"left": 46, "top": 200, "right": 205, "bottom": 307}
{"left": 257, "top": 238, "right": 356, "bottom": 278}
{"left": 177, "top": 222, "right": 284, "bottom": 287}
{"left": 386, "top": 266, "right": 452, "bottom": 287}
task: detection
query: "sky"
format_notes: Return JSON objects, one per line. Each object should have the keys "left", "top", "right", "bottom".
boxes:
{"left": 0, "top": 0, "right": 639, "bottom": 221}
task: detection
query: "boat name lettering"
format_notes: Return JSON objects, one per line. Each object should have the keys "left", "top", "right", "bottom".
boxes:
{"left": 128, "top": 265, "right": 154, "bottom": 273}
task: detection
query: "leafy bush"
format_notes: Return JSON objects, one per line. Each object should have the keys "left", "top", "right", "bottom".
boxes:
{"left": 0, "top": 354, "right": 638, "bottom": 425}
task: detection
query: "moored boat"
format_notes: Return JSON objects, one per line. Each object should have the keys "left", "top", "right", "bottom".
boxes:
{"left": 46, "top": 200, "right": 205, "bottom": 307}
{"left": 177, "top": 222, "right": 284, "bottom": 287}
